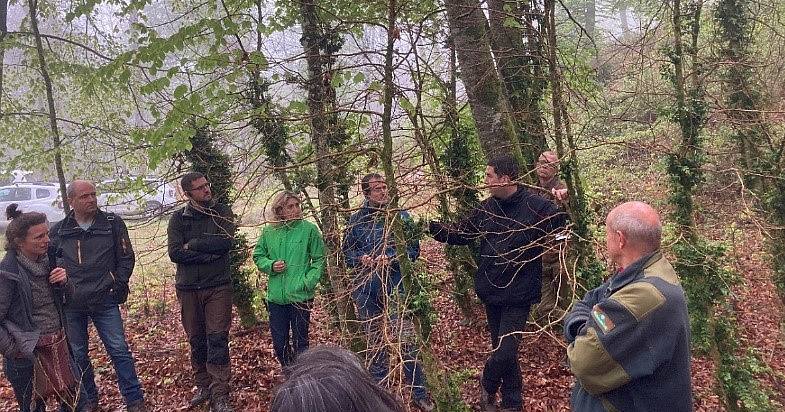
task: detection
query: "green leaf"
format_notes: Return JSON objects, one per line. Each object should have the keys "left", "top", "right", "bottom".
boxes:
{"left": 173, "top": 84, "right": 188, "bottom": 99}
{"left": 248, "top": 51, "right": 268, "bottom": 70}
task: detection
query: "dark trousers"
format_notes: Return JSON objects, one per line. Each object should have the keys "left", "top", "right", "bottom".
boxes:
{"left": 177, "top": 285, "right": 233, "bottom": 400}
{"left": 267, "top": 301, "right": 312, "bottom": 368}
{"left": 482, "top": 304, "right": 531, "bottom": 409}
{"left": 3, "top": 356, "right": 84, "bottom": 412}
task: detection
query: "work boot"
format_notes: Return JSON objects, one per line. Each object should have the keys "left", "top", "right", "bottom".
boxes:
{"left": 479, "top": 383, "right": 497, "bottom": 412}
{"left": 210, "top": 397, "right": 235, "bottom": 412}
{"left": 412, "top": 396, "right": 435, "bottom": 412}
{"left": 188, "top": 387, "right": 210, "bottom": 409}
{"left": 126, "top": 399, "right": 147, "bottom": 412}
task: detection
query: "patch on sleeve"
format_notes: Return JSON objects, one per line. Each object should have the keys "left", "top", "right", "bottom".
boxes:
{"left": 592, "top": 305, "right": 615, "bottom": 333}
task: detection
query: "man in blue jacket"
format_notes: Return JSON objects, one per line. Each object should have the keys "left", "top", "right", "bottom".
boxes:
{"left": 429, "top": 155, "right": 566, "bottom": 412}
{"left": 343, "top": 173, "right": 434, "bottom": 411}
{"left": 564, "top": 201, "right": 692, "bottom": 411}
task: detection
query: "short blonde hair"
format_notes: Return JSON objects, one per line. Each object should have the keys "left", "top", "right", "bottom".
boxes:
{"left": 270, "top": 191, "right": 301, "bottom": 221}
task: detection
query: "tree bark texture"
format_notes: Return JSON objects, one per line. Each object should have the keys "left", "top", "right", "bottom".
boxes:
{"left": 443, "top": 0, "right": 522, "bottom": 164}
{"left": 486, "top": 0, "right": 547, "bottom": 170}
{"left": 297, "top": 0, "right": 357, "bottom": 340}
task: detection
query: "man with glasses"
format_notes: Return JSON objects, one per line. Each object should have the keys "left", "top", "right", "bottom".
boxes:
{"left": 167, "top": 172, "right": 236, "bottom": 412}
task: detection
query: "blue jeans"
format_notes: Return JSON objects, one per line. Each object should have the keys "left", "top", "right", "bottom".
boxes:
{"left": 267, "top": 301, "right": 312, "bottom": 368}
{"left": 352, "top": 274, "right": 428, "bottom": 401}
{"left": 65, "top": 304, "right": 144, "bottom": 405}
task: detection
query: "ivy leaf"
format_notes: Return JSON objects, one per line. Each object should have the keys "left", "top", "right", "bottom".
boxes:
{"left": 503, "top": 16, "right": 523, "bottom": 29}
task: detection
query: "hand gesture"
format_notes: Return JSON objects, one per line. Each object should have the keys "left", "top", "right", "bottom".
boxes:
{"left": 552, "top": 188, "right": 569, "bottom": 202}
{"left": 49, "top": 267, "right": 67, "bottom": 285}
{"left": 272, "top": 260, "right": 287, "bottom": 273}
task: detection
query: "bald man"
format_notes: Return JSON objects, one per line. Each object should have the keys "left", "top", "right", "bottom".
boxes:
{"left": 563, "top": 202, "right": 692, "bottom": 411}
{"left": 50, "top": 180, "right": 146, "bottom": 412}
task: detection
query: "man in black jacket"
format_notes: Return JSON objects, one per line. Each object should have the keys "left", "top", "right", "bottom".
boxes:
{"left": 429, "top": 155, "right": 566, "bottom": 412}
{"left": 49, "top": 180, "right": 146, "bottom": 412}
{"left": 167, "top": 172, "right": 236, "bottom": 412}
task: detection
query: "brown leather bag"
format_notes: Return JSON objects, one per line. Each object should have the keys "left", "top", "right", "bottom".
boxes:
{"left": 33, "top": 330, "right": 76, "bottom": 399}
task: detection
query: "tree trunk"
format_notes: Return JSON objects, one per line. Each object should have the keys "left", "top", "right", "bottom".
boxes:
{"left": 381, "top": 3, "right": 460, "bottom": 408}
{"left": 297, "top": 0, "right": 358, "bottom": 342}
{"left": 486, "top": 0, "right": 547, "bottom": 169}
{"left": 585, "top": 0, "right": 596, "bottom": 39}
{"left": 443, "top": 0, "right": 523, "bottom": 164}
{"left": 544, "top": 0, "right": 600, "bottom": 288}
{"left": 28, "top": 0, "right": 69, "bottom": 212}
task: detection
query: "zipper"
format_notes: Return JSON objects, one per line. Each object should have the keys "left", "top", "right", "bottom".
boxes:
{"left": 77, "top": 240, "right": 82, "bottom": 265}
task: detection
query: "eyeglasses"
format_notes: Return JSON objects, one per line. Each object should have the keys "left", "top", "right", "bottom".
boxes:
{"left": 189, "top": 182, "right": 211, "bottom": 192}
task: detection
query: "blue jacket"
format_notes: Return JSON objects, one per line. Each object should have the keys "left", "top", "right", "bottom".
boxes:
{"left": 342, "top": 202, "right": 419, "bottom": 298}
{"left": 564, "top": 252, "right": 692, "bottom": 412}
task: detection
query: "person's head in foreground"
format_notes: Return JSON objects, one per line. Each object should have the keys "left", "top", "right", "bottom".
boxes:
{"left": 270, "top": 345, "right": 405, "bottom": 412}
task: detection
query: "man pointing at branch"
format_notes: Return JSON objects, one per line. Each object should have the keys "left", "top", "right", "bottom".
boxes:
{"left": 429, "top": 155, "right": 566, "bottom": 412}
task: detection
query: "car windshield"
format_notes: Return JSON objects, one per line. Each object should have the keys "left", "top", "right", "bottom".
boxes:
{"left": 0, "top": 187, "right": 32, "bottom": 202}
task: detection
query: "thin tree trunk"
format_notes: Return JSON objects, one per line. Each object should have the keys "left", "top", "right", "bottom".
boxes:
{"left": 29, "top": 0, "right": 68, "bottom": 212}
{"left": 405, "top": 30, "right": 477, "bottom": 323}
{"left": 380, "top": 3, "right": 456, "bottom": 408}
{"left": 544, "top": 0, "right": 599, "bottom": 290}
{"left": 443, "top": 0, "right": 523, "bottom": 164}
{"left": 297, "top": 0, "right": 357, "bottom": 341}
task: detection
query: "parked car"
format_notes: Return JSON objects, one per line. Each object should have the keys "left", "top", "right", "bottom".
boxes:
{"left": 0, "top": 182, "right": 65, "bottom": 230}
{"left": 97, "top": 177, "right": 180, "bottom": 218}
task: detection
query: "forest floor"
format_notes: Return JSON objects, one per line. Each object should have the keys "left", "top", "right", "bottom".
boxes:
{"left": 2, "top": 170, "right": 784, "bottom": 411}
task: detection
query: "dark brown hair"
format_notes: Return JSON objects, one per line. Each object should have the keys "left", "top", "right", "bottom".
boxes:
{"left": 4, "top": 204, "right": 47, "bottom": 251}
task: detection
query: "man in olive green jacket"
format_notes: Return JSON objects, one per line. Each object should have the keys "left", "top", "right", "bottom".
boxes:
{"left": 564, "top": 202, "right": 692, "bottom": 411}
{"left": 253, "top": 191, "right": 324, "bottom": 368}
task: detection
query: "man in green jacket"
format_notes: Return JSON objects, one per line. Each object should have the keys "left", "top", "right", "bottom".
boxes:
{"left": 253, "top": 191, "right": 324, "bottom": 368}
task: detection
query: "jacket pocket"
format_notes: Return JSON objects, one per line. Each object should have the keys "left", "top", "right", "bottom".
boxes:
{"left": 66, "top": 271, "right": 114, "bottom": 309}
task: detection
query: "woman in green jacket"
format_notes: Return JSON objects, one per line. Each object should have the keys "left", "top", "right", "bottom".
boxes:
{"left": 253, "top": 191, "right": 325, "bottom": 368}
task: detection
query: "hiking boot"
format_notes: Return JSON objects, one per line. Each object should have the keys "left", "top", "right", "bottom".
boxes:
{"left": 479, "top": 384, "right": 497, "bottom": 412}
{"left": 127, "top": 399, "right": 147, "bottom": 412}
{"left": 188, "top": 387, "right": 211, "bottom": 409}
{"left": 412, "top": 396, "right": 435, "bottom": 412}
{"left": 210, "top": 397, "right": 235, "bottom": 412}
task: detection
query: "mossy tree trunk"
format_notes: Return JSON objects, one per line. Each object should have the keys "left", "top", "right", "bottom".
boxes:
{"left": 297, "top": 0, "right": 359, "bottom": 343}
{"left": 185, "top": 127, "right": 258, "bottom": 326}
{"left": 443, "top": 0, "right": 523, "bottom": 165}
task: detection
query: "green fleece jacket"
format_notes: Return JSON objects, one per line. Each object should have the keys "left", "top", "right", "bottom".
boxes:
{"left": 253, "top": 219, "right": 325, "bottom": 305}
